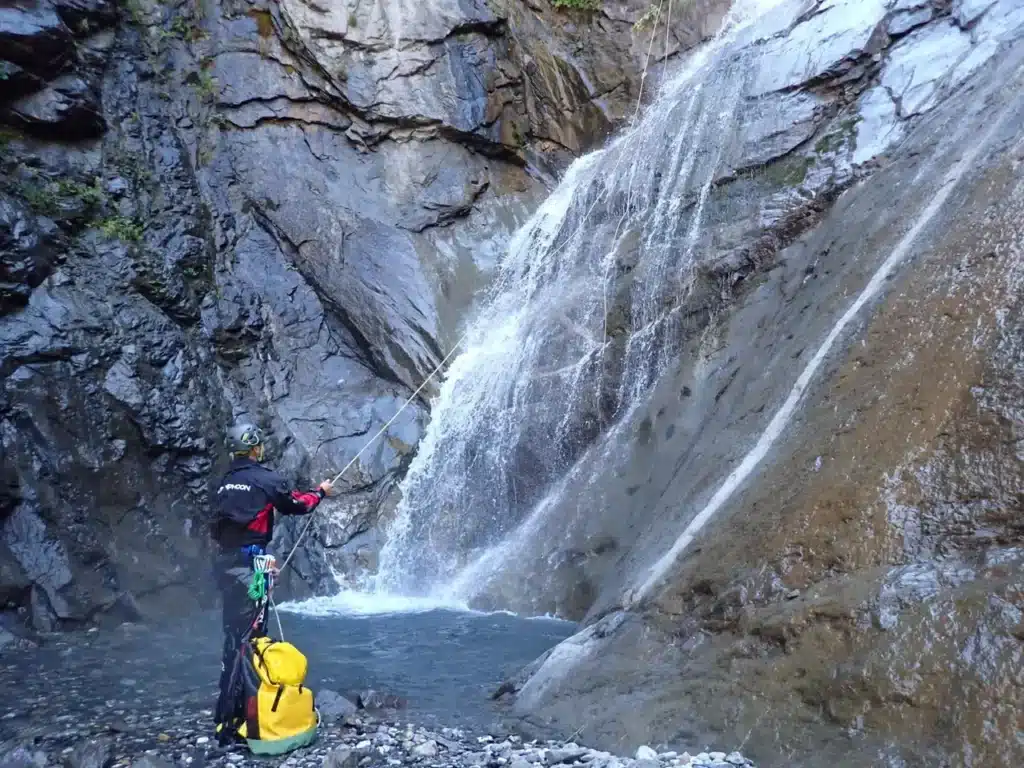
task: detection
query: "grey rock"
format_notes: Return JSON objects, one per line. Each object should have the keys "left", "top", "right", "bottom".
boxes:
{"left": 7, "top": 74, "right": 105, "bottom": 139}
{"left": 544, "top": 749, "right": 587, "bottom": 766}
{"left": 953, "top": 0, "right": 997, "bottom": 26}
{"left": 131, "top": 758, "right": 175, "bottom": 768}
{"left": 323, "top": 748, "right": 359, "bottom": 768}
{"left": 4, "top": 505, "right": 71, "bottom": 597}
{"left": 725, "top": 755, "right": 745, "bottom": 766}
{"left": 751, "top": 0, "right": 888, "bottom": 96}
{"left": 105, "top": 178, "right": 128, "bottom": 197}
{"left": 881, "top": 21, "right": 972, "bottom": 117}
{"left": 411, "top": 741, "right": 438, "bottom": 758}
{"left": 0, "top": 0, "right": 72, "bottom": 78}
{"left": 356, "top": 690, "right": 406, "bottom": 710}
{"left": 317, "top": 689, "right": 358, "bottom": 721}
{"left": 733, "top": 91, "right": 823, "bottom": 170}
{"left": 0, "top": 194, "right": 60, "bottom": 315}
{"left": 0, "top": 746, "right": 47, "bottom": 768}
{"left": 68, "top": 737, "right": 113, "bottom": 768}
{"left": 633, "top": 747, "right": 657, "bottom": 761}
{"left": 888, "top": 6, "right": 934, "bottom": 36}
{"left": 51, "top": 0, "right": 118, "bottom": 32}
{"left": 853, "top": 86, "right": 904, "bottom": 165}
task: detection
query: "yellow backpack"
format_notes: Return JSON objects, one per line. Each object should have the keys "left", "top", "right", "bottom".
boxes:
{"left": 237, "top": 636, "right": 319, "bottom": 755}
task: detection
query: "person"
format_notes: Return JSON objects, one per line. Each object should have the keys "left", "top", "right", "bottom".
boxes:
{"left": 209, "top": 423, "right": 334, "bottom": 746}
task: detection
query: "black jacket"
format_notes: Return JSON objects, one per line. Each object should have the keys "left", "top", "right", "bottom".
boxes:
{"left": 211, "top": 457, "right": 323, "bottom": 551}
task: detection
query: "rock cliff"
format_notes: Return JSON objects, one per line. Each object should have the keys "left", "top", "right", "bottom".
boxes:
{"left": 475, "top": 1, "right": 1024, "bottom": 766}
{"left": 0, "top": 0, "right": 714, "bottom": 630}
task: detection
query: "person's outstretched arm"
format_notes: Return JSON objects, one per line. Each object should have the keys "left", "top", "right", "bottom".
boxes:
{"left": 268, "top": 474, "right": 333, "bottom": 516}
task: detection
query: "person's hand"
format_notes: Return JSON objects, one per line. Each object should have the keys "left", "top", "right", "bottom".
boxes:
{"left": 318, "top": 479, "right": 334, "bottom": 497}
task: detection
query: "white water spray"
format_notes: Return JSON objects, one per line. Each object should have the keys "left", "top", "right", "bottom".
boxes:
{"left": 371, "top": 0, "right": 793, "bottom": 601}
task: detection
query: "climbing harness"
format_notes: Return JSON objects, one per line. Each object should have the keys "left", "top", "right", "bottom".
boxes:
{"left": 277, "top": 332, "right": 470, "bottom": 574}
{"left": 247, "top": 553, "right": 285, "bottom": 640}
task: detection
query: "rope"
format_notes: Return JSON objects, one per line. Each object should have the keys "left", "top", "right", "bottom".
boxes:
{"left": 247, "top": 570, "right": 268, "bottom": 602}
{"left": 270, "top": 593, "right": 284, "bottom": 640}
{"left": 278, "top": 330, "right": 469, "bottom": 574}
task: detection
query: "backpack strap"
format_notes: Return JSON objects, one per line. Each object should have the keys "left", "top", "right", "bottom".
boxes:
{"left": 253, "top": 638, "right": 279, "bottom": 686}
{"left": 271, "top": 687, "right": 284, "bottom": 713}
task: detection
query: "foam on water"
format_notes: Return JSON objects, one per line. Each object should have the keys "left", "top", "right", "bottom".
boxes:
{"left": 280, "top": 589, "right": 570, "bottom": 622}
{"left": 279, "top": 590, "right": 472, "bottom": 617}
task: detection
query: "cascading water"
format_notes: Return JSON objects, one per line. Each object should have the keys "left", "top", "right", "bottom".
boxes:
{"left": 371, "top": 0, "right": 798, "bottom": 606}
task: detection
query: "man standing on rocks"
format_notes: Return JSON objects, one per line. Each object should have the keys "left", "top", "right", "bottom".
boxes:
{"left": 210, "top": 423, "right": 334, "bottom": 745}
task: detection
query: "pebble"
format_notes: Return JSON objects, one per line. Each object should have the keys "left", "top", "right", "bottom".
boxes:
{"left": 412, "top": 741, "right": 438, "bottom": 758}
{"left": 0, "top": 671, "right": 758, "bottom": 768}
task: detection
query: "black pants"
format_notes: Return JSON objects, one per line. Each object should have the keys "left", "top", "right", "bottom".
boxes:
{"left": 213, "top": 555, "right": 266, "bottom": 727}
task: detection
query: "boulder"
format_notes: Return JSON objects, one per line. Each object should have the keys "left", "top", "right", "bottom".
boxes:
{"left": 68, "top": 737, "right": 113, "bottom": 768}
{"left": 0, "top": 0, "right": 73, "bottom": 79}
{"left": 316, "top": 689, "right": 358, "bottom": 721}
{"left": 6, "top": 74, "right": 105, "bottom": 138}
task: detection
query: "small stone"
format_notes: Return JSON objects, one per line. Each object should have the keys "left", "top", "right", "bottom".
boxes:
{"left": 131, "top": 757, "right": 174, "bottom": 768}
{"left": 636, "top": 760, "right": 660, "bottom": 768}
{"left": 195, "top": 738, "right": 209, "bottom": 746}
{"left": 510, "top": 760, "right": 532, "bottom": 768}
{"left": 323, "top": 747, "right": 359, "bottom": 768}
{"left": 412, "top": 741, "right": 438, "bottom": 758}
{"left": 549, "top": 749, "right": 590, "bottom": 766}
{"left": 70, "top": 737, "right": 115, "bottom": 768}
{"left": 355, "top": 741, "right": 371, "bottom": 751}
{"left": 725, "top": 755, "right": 745, "bottom": 766}
{"left": 695, "top": 756, "right": 711, "bottom": 766}
{"left": 156, "top": 735, "right": 169, "bottom": 743}
{"left": 709, "top": 754, "right": 726, "bottom": 763}
{"left": 635, "top": 747, "right": 658, "bottom": 762}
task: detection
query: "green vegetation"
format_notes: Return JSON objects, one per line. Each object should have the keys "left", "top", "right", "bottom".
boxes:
{"left": 250, "top": 9, "right": 274, "bottom": 37}
{"left": 18, "top": 181, "right": 60, "bottom": 216}
{"left": 170, "top": 12, "right": 207, "bottom": 41}
{"left": 16, "top": 175, "right": 108, "bottom": 218}
{"left": 100, "top": 216, "right": 145, "bottom": 242}
{"left": 551, "top": 0, "right": 601, "bottom": 9}
{"left": 57, "top": 178, "right": 107, "bottom": 210}
{"left": 348, "top": 11, "right": 358, "bottom": 28}
{"left": 763, "top": 154, "right": 814, "bottom": 188}
{"left": 633, "top": 4, "right": 660, "bottom": 31}
{"left": 0, "top": 127, "right": 20, "bottom": 151}
{"left": 121, "top": 0, "right": 144, "bottom": 26}
{"left": 193, "top": 67, "right": 217, "bottom": 102}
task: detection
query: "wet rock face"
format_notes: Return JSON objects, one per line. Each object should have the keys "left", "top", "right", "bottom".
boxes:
{"left": 0, "top": 0, "right": 709, "bottom": 626}
{"left": 499, "top": 1, "right": 1024, "bottom": 765}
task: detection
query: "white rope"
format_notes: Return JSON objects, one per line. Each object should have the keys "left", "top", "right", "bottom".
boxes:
{"left": 270, "top": 593, "right": 284, "bottom": 640}
{"left": 631, "top": 0, "right": 669, "bottom": 127}
{"left": 278, "top": 330, "right": 469, "bottom": 573}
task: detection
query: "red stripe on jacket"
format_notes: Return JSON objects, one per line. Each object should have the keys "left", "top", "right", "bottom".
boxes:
{"left": 291, "top": 490, "right": 321, "bottom": 510}
{"left": 247, "top": 503, "right": 273, "bottom": 534}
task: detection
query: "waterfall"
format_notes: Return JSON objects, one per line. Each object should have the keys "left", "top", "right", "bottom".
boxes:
{"left": 372, "top": 0, "right": 797, "bottom": 603}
